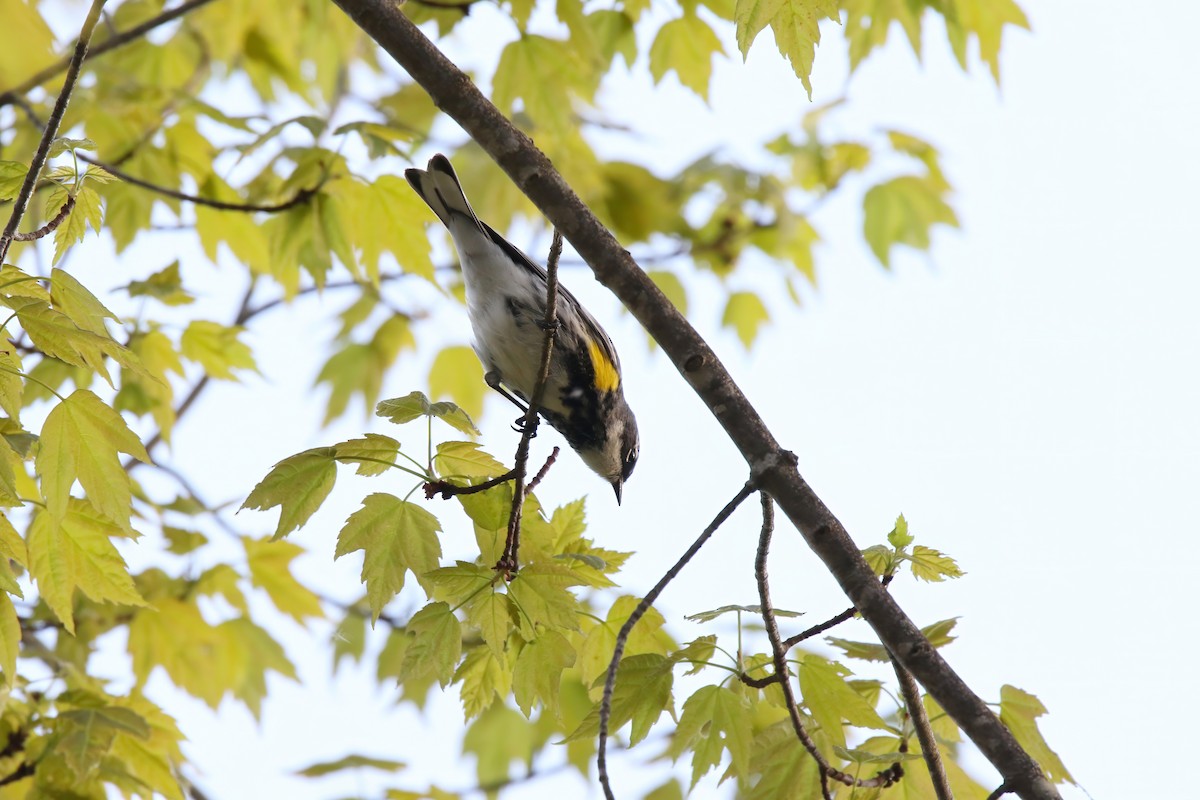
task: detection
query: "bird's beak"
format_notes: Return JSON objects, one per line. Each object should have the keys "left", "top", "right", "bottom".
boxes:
{"left": 612, "top": 479, "right": 623, "bottom": 505}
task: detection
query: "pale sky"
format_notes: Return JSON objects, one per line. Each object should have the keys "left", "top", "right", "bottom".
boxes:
{"left": 60, "top": 2, "right": 1200, "bottom": 799}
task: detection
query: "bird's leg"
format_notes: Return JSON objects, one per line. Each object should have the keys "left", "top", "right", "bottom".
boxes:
{"left": 484, "top": 370, "right": 537, "bottom": 435}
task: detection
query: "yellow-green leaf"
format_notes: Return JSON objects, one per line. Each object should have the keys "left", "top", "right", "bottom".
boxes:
{"left": 37, "top": 389, "right": 149, "bottom": 529}
{"left": 295, "top": 755, "right": 406, "bottom": 777}
{"left": 180, "top": 320, "right": 257, "bottom": 380}
{"left": 27, "top": 500, "right": 146, "bottom": 634}
{"left": 668, "top": 685, "right": 753, "bottom": 786}
{"left": 428, "top": 346, "right": 485, "bottom": 423}
{"left": 797, "top": 655, "right": 888, "bottom": 747}
{"left": 999, "top": 685, "right": 1075, "bottom": 785}
{"left": 512, "top": 629, "right": 575, "bottom": 716}
{"left": 398, "top": 601, "right": 461, "bottom": 687}
{"left": 568, "top": 653, "right": 673, "bottom": 744}
{"left": 649, "top": 14, "right": 724, "bottom": 101}
{"left": 908, "top": 544, "right": 965, "bottom": 582}
{"left": 126, "top": 261, "right": 194, "bottom": 306}
{"left": 241, "top": 447, "right": 338, "bottom": 539}
{"left": 333, "top": 433, "right": 400, "bottom": 477}
{"left": 0, "top": 592, "right": 18, "bottom": 686}
{"left": 334, "top": 494, "right": 442, "bottom": 621}
{"left": 50, "top": 268, "right": 120, "bottom": 337}
{"left": 721, "top": 291, "right": 770, "bottom": 348}
{"left": 378, "top": 391, "right": 480, "bottom": 436}
{"left": 862, "top": 175, "right": 959, "bottom": 267}
{"left": 244, "top": 537, "right": 324, "bottom": 623}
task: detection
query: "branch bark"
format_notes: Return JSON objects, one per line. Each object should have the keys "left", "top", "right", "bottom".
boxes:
{"left": 325, "top": 3, "right": 1062, "bottom": 798}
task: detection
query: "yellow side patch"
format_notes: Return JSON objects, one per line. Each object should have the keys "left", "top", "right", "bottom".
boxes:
{"left": 587, "top": 338, "right": 621, "bottom": 393}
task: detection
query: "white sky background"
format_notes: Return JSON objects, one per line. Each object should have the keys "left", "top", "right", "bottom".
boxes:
{"left": 30, "top": 0, "right": 1200, "bottom": 798}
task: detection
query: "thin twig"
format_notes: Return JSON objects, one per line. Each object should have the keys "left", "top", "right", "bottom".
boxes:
{"left": 0, "top": 0, "right": 217, "bottom": 104}
{"left": 424, "top": 468, "right": 516, "bottom": 500}
{"left": 525, "top": 446, "right": 559, "bottom": 494}
{"left": 494, "top": 230, "right": 563, "bottom": 575}
{"left": 597, "top": 480, "right": 756, "bottom": 800}
{"left": 79, "top": 153, "right": 324, "bottom": 213}
{"left": 12, "top": 196, "right": 74, "bottom": 241}
{"left": 987, "top": 784, "right": 1012, "bottom": 800}
{"left": 0, "top": 0, "right": 108, "bottom": 264}
{"left": 781, "top": 573, "right": 894, "bottom": 650}
{"left": 755, "top": 497, "right": 902, "bottom": 795}
{"left": 755, "top": 494, "right": 833, "bottom": 800}
{"left": 892, "top": 654, "right": 954, "bottom": 800}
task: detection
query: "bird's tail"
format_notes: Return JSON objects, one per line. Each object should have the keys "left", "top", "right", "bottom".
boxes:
{"left": 404, "top": 154, "right": 486, "bottom": 235}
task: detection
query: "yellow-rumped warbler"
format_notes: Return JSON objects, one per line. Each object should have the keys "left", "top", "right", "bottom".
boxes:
{"left": 405, "top": 155, "right": 639, "bottom": 503}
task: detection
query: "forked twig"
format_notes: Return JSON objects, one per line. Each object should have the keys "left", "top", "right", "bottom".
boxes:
{"left": 597, "top": 480, "right": 756, "bottom": 800}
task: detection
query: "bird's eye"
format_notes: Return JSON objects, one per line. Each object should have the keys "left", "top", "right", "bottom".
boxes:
{"left": 625, "top": 447, "right": 638, "bottom": 464}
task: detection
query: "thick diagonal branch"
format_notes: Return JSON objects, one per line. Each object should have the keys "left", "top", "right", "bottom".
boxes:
{"left": 325, "top": 3, "right": 1060, "bottom": 798}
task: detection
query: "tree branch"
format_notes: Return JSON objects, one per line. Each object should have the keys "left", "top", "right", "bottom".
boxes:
{"left": 0, "top": 0, "right": 108, "bottom": 264}
{"left": 598, "top": 480, "right": 755, "bottom": 800}
{"left": 325, "top": 4, "right": 1061, "bottom": 797}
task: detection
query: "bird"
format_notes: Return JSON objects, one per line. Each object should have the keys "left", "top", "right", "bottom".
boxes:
{"left": 405, "top": 154, "right": 639, "bottom": 503}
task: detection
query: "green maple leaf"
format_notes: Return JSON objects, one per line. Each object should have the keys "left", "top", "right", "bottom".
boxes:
{"left": 512, "top": 629, "right": 575, "bottom": 716}
{"left": 907, "top": 544, "right": 965, "bottom": 581}
{"left": 568, "top": 653, "right": 673, "bottom": 745}
{"left": 493, "top": 35, "right": 593, "bottom": 134}
{"left": 241, "top": 447, "right": 337, "bottom": 539}
{"left": 427, "top": 346, "right": 485, "bottom": 423}
{"left": 377, "top": 390, "right": 480, "bottom": 436}
{"left": 294, "top": 755, "right": 406, "bottom": 777}
{"left": 6, "top": 295, "right": 133, "bottom": 386}
{"left": 180, "top": 320, "right": 257, "bottom": 380}
{"left": 888, "top": 513, "right": 913, "bottom": 548}
{"left": 433, "top": 441, "right": 506, "bottom": 481}
{"left": 733, "top": 0, "right": 837, "bottom": 97}
{"left": 722, "top": 291, "right": 770, "bottom": 349}
{"left": 507, "top": 563, "right": 584, "bottom": 634}
{"left": 128, "top": 598, "right": 225, "bottom": 706}
{"left": 862, "top": 175, "right": 959, "bottom": 267}
{"left": 0, "top": 593, "right": 18, "bottom": 686}
{"left": 27, "top": 500, "right": 146, "bottom": 634}
{"left": 243, "top": 537, "right": 324, "bottom": 623}
{"left": 125, "top": 261, "right": 194, "bottom": 306}
{"left": 1000, "top": 685, "right": 1075, "bottom": 785}
{"left": 828, "top": 618, "right": 958, "bottom": 662}
{"left": 796, "top": 655, "right": 889, "bottom": 747}
{"left": 37, "top": 389, "right": 150, "bottom": 529}
{"left": 843, "top": 0, "right": 924, "bottom": 70}
{"left": 944, "top": 0, "right": 1030, "bottom": 83}
{"left": 398, "top": 601, "right": 462, "bottom": 687}
{"left": 462, "top": 704, "right": 533, "bottom": 785}
{"left": 748, "top": 722, "right": 822, "bottom": 797}
{"left": 649, "top": 13, "right": 724, "bottom": 101}
{"left": 219, "top": 617, "right": 298, "bottom": 718}
{"left": 669, "top": 685, "right": 753, "bottom": 786}
{"left": 334, "top": 493, "right": 442, "bottom": 621}
{"left": 468, "top": 590, "right": 515, "bottom": 660}
{"left": 50, "top": 268, "right": 120, "bottom": 337}
{"left": 0, "top": 161, "right": 28, "bottom": 201}
{"left": 455, "top": 645, "right": 512, "bottom": 719}
{"left": 333, "top": 433, "right": 400, "bottom": 477}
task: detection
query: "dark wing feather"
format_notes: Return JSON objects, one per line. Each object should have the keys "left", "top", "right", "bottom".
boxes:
{"left": 482, "top": 222, "right": 622, "bottom": 372}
